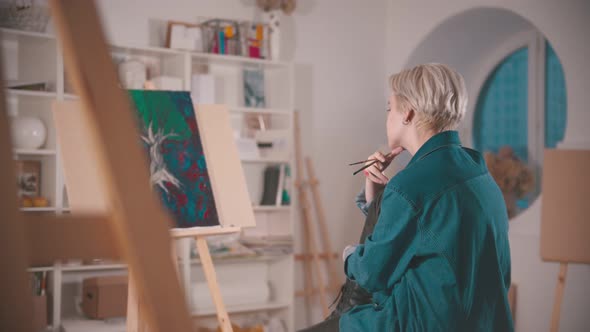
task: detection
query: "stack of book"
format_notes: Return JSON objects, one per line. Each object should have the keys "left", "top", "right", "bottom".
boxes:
{"left": 241, "top": 235, "right": 294, "bottom": 257}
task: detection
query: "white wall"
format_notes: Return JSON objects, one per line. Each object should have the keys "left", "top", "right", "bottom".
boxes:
{"left": 285, "top": 1, "right": 389, "bottom": 327}
{"left": 92, "top": 0, "right": 389, "bottom": 330}
{"left": 384, "top": 1, "right": 590, "bottom": 331}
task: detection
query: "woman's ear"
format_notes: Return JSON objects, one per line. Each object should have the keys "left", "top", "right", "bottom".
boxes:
{"left": 404, "top": 109, "right": 416, "bottom": 124}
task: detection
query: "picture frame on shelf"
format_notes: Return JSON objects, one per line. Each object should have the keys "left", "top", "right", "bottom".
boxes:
{"left": 165, "top": 20, "right": 203, "bottom": 51}
{"left": 244, "top": 68, "right": 266, "bottom": 108}
{"left": 15, "top": 159, "right": 41, "bottom": 198}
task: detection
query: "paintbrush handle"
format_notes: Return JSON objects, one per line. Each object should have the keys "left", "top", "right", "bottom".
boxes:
{"left": 348, "top": 158, "right": 377, "bottom": 166}
{"left": 353, "top": 159, "right": 378, "bottom": 175}
{"left": 349, "top": 151, "right": 394, "bottom": 167}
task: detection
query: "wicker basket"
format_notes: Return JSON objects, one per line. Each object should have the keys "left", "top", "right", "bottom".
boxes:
{"left": 0, "top": 1, "right": 50, "bottom": 32}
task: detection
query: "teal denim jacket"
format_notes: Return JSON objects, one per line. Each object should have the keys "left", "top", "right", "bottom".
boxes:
{"left": 342, "top": 131, "right": 513, "bottom": 332}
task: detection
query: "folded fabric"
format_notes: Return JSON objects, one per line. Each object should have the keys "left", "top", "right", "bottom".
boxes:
{"left": 192, "top": 279, "right": 270, "bottom": 311}
{"left": 342, "top": 244, "right": 359, "bottom": 262}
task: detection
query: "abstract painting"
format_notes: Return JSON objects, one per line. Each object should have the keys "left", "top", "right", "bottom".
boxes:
{"left": 128, "top": 90, "right": 219, "bottom": 228}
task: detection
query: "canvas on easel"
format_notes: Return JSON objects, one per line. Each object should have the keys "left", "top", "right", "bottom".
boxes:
{"left": 127, "top": 90, "right": 255, "bottom": 230}
{"left": 56, "top": 92, "right": 255, "bottom": 230}
{"left": 540, "top": 149, "right": 590, "bottom": 332}
{"left": 129, "top": 90, "right": 220, "bottom": 228}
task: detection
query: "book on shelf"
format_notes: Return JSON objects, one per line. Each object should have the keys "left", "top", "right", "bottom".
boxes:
{"left": 260, "top": 165, "right": 281, "bottom": 206}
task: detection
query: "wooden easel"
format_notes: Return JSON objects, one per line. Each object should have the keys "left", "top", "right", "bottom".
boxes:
{"left": 540, "top": 149, "right": 590, "bottom": 332}
{"left": 0, "top": 1, "right": 194, "bottom": 330}
{"left": 293, "top": 112, "right": 329, "bottom": 317}
{"left": 293, "top": 112, "right": 341, "bottom": 319}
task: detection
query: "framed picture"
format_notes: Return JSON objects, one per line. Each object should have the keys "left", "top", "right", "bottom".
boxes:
{"left": 15, "top": 160, "right": 41, "bottom": 197}
{"left": 165, "top": 20, "right": 203, "bottom": 51}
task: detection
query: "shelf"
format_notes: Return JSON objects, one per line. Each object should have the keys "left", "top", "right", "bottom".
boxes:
{"left": 191, "top": 253, "right": 290, "bottom": 266}
{"left": 253, "top": 205, "right": 291, "bottom": 212}
{"left": 229, "top": 106, "right": 291, "bottom": 115}
{"left": 20, "top": 207, "right": 57, "bottom": 212}
{"left": 13, "top": 149, "right": 56, "bottom": 156}
{"left": 241, "top": 157, "right": 290, "bottom": 164}
{"left": 61, "top": 263, "right": 127, "bottom": 272}
{"left": 6, "top": 89, "right": 57, "bottom": 99}
{"left": 0, "top": 27, "right": 55, "bottom": 41}
{"left": 0, "top": 29, "right": 286, "bottom": 67}
{"left": 110, "top": 43, "right": 185, "bottom": 58}
{"left": 53, "top": 254, "right": 291, "bottom": 274}
{"left": 191, "top": 51, "right": 289, "bottom": 68}
{"left": 193, "top": 300, "right": 291, "bottom": 317}
{"left": 28, "top": 266, "right": 53, "bottom": 273}
{"left": 60, "top": 317, "right": 125, "bottom": 332}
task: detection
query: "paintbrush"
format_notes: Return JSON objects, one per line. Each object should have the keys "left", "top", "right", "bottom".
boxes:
{"left": 350, "top": 152, "right": 393, "bottom": 175}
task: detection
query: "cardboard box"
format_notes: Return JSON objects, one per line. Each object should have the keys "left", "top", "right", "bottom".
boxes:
{"left": 31, "top": 295, "right": 48, "bottom": 331}
{"left": 82, "top": 276, "right": 128, "bottom": 319}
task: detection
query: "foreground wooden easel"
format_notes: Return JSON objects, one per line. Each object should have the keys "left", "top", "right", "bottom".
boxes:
{"left": 0, "top": 1, "right": 194, "bottom": 330}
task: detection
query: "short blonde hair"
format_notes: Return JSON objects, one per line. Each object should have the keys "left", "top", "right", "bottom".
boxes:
{"left": 389, "top": 63, "right": 467, "bottom": 133}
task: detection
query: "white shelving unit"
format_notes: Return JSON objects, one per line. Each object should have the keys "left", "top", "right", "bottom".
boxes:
{"left": 2, "top": 25, "right": 295, "bottom": 332}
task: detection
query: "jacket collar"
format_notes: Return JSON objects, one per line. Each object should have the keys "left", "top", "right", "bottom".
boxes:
{"left": 407, "top": 130, "right": 462, "bottom": 166}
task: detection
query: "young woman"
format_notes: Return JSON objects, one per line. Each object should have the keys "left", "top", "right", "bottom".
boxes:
{"left": 301, "top": 63, "right": 513, "bottom": 331}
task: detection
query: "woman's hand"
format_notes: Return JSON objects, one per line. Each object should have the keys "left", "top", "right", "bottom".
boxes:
{"left": 364, "top": 147, "right": 404, "bottom": 202}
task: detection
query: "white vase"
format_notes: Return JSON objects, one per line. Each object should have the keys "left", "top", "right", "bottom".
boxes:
{"left": 263, "top": 10, "right": 281, "bottom": 60}
{"left": 118, "top": 58, "right": 147, "bottom": 89}
{"left": 11, "top": 116, "right": 47, "bottom": 149}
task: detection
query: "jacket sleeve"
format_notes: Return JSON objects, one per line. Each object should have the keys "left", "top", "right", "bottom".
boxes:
{"left": 355, "top": 187, "right": 370, "bottom": 216}
{"left": 345, "top": 186, "right": 419, "bottom": 293}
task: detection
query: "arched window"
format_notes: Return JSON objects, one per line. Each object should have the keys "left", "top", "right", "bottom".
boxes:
{"left": 473, "top": 35, "right": 566, "bottom": 218}
{"left": 474, "top": 47, "right": 529, "bottom": 161}
{"left": 545, "top": 43, "right": 567, "bottom": 148}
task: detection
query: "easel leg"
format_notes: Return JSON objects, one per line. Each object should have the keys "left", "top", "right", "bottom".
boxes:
{"left": 126, "top": 271, "right": 152, "bottom": 332}
{"left": 550, "top": 263, "right": 568, "bottom": 332}
{"left": 126, "top": 241, "right": 189, "bottom": 332}
{"left": 127, "top": 272, "right": 140, "bottom": 332}
{"left": 195, "top": 236, "right": 233, "bottom": 332}
{"left": 303, "top": 204, "right": 330, "bottom": 317}
{"left": 171, "top": 239, "right": 181, "bottom": 283}
{"left": 303, "top": 224, "right": 314, "bottom": 325}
